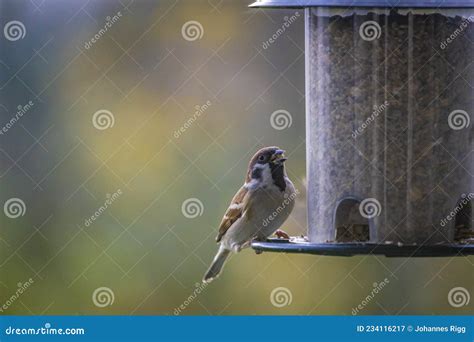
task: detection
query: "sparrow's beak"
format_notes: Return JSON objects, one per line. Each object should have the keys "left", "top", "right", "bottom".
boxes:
{"left": 271, "top": 149, "right": 287, "bottom": 164}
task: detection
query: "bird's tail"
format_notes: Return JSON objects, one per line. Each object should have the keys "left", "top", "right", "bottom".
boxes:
{"left": 203, "top": 248, "right": 230, "bottom": 283}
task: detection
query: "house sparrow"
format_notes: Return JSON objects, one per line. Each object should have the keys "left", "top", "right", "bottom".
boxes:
{"left": 203, "top": 146, "right": 296, "bottom": 283}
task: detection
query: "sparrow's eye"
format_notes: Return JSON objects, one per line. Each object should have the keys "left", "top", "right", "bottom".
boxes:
{"left": 258, "top": 155, "right": 266, "bottom": 162}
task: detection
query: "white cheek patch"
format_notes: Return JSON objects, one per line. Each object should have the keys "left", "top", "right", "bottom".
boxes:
{"left": 260, "top": 164, "right": 272, "bottom": 185}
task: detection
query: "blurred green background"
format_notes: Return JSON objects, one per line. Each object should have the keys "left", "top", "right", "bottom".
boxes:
{"left": 0, "top": 0, "right": 472, "bottom": 315}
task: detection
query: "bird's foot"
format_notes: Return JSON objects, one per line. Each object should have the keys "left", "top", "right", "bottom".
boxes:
{"left": 274, "top": 229, "right": 290, "bottom": 239}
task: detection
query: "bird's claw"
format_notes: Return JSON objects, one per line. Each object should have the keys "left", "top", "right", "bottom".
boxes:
{"left": 274, "top": 229, "right": 290, "bottom": 239}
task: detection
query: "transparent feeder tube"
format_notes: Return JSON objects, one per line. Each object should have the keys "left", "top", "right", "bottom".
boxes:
{"left": 305, "top": 7, "right": 473, "bottom": 245}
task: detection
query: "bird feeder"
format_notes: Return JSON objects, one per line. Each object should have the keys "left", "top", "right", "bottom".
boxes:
{"left": 250, "top": 0, "right": 474, "bottom": 256}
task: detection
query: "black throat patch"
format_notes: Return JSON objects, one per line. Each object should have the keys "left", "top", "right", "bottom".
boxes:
{"left": 251, "top": 166, "right": 263, "bottom": 181}
{"left": 270, "top": 163, "right": 286, "bottom": 192}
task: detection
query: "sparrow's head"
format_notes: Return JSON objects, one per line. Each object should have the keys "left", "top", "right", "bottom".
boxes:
{"left": 246, "top": 147, "right": 288, "bottom": 190}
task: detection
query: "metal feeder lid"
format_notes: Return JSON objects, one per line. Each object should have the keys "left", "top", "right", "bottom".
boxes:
{"left": 249, "top": 0, "right": 474, "bottom": 8}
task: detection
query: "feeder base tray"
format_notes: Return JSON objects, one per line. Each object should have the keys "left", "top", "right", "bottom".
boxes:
{"left": 251, "top": 238, "right": 474, "bottom": 257}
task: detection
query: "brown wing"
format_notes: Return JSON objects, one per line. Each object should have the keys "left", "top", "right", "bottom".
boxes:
{"left": 216, "top": 185, "right": 250, "bottom": 242}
